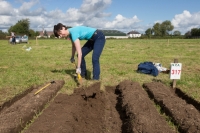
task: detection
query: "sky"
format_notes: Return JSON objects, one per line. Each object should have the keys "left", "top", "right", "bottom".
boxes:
{"left": 0, "top": 0, "right": 200, "bottom": 34}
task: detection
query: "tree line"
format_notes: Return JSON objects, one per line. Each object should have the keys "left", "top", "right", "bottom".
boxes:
{"left": 185, "top": 28, "right": 200, "bottom": 38}
{"left": 8, "top": 19, "right": 40, "bottom": 37}
{"left": 0, "top": 19, "right": 200, "bottom": 39}
{"left": 144, "top": 20, "right": 200, "bottom": 38}
{"left": 0, "top": 19, "right": 40, "bottom": 39}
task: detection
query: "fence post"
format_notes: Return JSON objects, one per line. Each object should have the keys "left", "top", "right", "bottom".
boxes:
{"left": 172, "top": 59, "right": 178, "bottom": 89}
{"left": 36, "top": 36, "right": 38, "bottom": 45}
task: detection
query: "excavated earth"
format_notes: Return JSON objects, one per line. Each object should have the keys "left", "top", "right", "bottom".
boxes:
{"left": 0, "top": 80, "right": 200, "bottom": 133}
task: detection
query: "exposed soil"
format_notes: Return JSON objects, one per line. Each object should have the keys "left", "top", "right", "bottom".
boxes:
{"left": 1, "top": 80, "right": 200, "bottom": 133}
{"left": 143, "top": 82, "right": 200, "bottom": 133}
{"left": 0, "top": 80, "right": 65, "bottom": 133}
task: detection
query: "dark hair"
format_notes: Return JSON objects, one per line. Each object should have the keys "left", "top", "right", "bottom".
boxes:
{"left": 53, "top": 23, "right": 69, "bottom": 38}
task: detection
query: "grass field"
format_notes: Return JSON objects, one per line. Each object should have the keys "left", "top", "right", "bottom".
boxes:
{"left": 0, "top": 38, "right": 200, "bottom": 105}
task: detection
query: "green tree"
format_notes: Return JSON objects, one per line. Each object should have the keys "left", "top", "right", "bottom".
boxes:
{"left": 152, "top": 23, "right": 161, "bottom": 36}
{"left": 173, "top": 30, "right": 181, "bottom": 36}
{"left": 35, "top": 31, "right": 40, "bottom": 36}
{"left": 191, "top": 28, "right": 200, "bottom": 36}
{"left": 152, "top": 20, "right": 174, "bottom": 37}
{"left": 160, "top": 20, "right": 174, "bottom": 36}
{"left": 29, "top": 29, "right": 35, "bottom": 37}
{"left": 0, "top": 30, "right": 9, "bottom": 39}
{"left": 145, "top": 28, "right": 153, "bottom": 38}
{"left": 184, "top": 31, "right": 191, "bottom": 38}
{"left": 8, "top": 19, "right": 30, "bottom": 35}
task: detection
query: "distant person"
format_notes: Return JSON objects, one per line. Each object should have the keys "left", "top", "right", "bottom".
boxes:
{"left": 11, "top": 33, "right": 16, "bottom": 44}
{"left": 10, "top": 32, "right": 14, "bottom": 44}
{"left": 53, "top": 23, "right": 106, "bottom": 80}
{"left": 11, "top": 31, "right": 13, "bottom": 36}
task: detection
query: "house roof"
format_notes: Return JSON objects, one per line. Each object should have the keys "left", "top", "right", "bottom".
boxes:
{"left": 38, "top": 31, "right": 54, "bottom": 36}
{"left": 127, "top": 31, "right": 140, "bottom": 34}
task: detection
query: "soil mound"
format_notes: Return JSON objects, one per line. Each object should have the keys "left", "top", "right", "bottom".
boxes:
{"left": 143, "top": 82, "right": 200, "bottom": 133}
{"left": 1, "top": 80, "right": 200, "bottom": 133}
{"left": 0, "top": 80, "right": 65, "bottom": 133}
{"left": 24, "top": 80, "right": 175, "bottom": 133}
{"left": 24, "top": 82, "right": 121, "bottom": 133}
{"left": 117, "top": 80, "right": 175, "bottom": 133}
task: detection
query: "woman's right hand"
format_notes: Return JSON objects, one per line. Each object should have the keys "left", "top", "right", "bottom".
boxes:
{"left": 76, "top": 67, "right": 81, "bottom": 74}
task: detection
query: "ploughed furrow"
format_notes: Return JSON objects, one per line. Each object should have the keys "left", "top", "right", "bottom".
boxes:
{"left": 0, "top": 80, "right": 65, "bottom": 133}
{"left": 117, "top": 80, "right": 175, "bottom": 133}
{"left": 143, "top": 82, "right": 200, "bottom": 133}
{"left": 24, "top": 82, "right": 123, "bottom": 133}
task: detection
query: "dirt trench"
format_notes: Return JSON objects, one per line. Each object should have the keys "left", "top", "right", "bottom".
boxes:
{"left": 0, "top": 80, "right": 200, "bottom": 133}
{"left": 143, "top": 82, "right": 200, "bottom": 133}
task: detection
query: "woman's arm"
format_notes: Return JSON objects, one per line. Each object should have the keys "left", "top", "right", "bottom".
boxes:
{"left": 71, "top": 40, "right": 76, "bottom": 58}
{"left": 72, "top": 39, "right": 82, "bottom": 68}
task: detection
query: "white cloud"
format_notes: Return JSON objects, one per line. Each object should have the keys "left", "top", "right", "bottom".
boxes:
{"left": 18, "top": 0, "right": 45, "bottom": 16}
{"left": 172, "top": 10, "right": 200, "bottom": 34}
{"left": 154, "top": 20, "right": 163, "bottom": 24}
{"left": 44, "top": 0, "right": 113, "bottom": 30}
{"left": 65, "top": 8, "right": 84, "bottom": 22}
{"left": 0, "top": 0, "right": 141, "bottom": 33}
{"left": 80, "top": 0, "right": 111, "bottom": 13}
{"left": 0, "top": 16, "right": 13, "bottom": 28}
{"left": 172, "top": 10, "right": 192, "bottom": 27}
{"left": 0, "top": 0, "right": 14, "bottom": 15}
{"left": 1, "top": 0, "right": 200, "bottom": 35}
{"left": 104, "top": 14, "right": 141, "bottom": 30}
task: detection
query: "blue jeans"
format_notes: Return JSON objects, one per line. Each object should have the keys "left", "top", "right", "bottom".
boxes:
{"left": 81, "top": 30, "right": 106, "bottom": 80}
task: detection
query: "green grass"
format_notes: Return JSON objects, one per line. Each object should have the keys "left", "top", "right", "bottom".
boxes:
{"left": 0, "top": 38, "right": 200, "bottom": 104}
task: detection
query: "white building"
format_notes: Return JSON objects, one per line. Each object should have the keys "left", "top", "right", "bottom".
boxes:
{"left": 127, "top": 31, "right": 141, "bottom": 38}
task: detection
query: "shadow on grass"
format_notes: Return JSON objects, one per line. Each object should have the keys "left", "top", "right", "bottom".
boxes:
{"left": 51, "top": 69, "right": 92, "bottom": 85}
